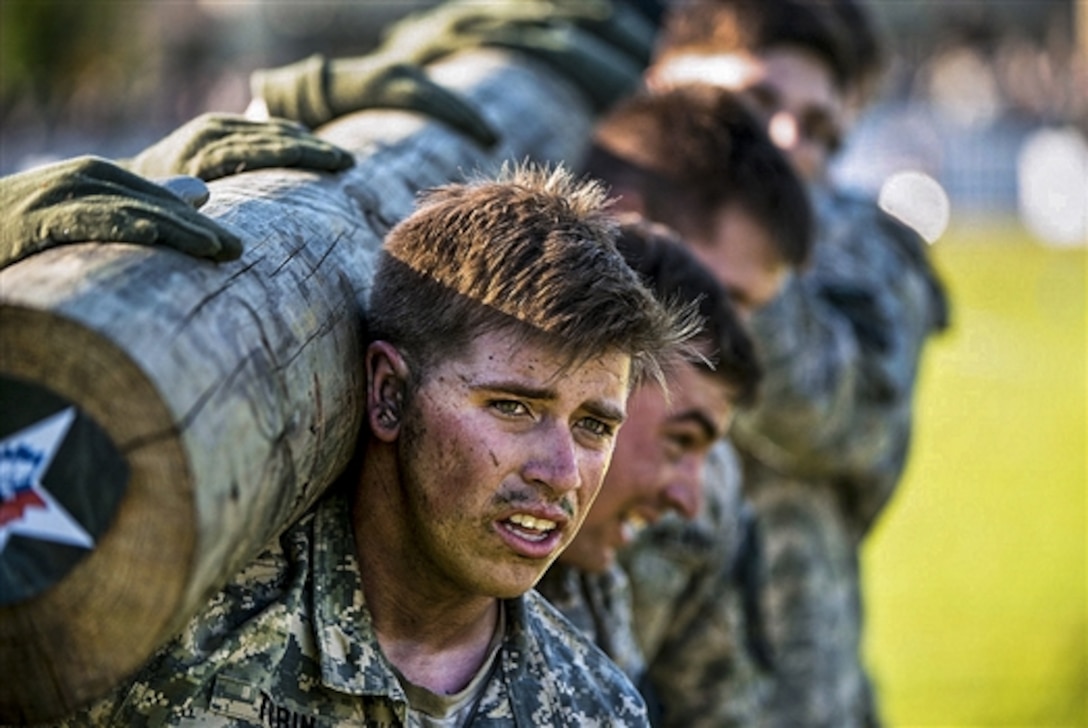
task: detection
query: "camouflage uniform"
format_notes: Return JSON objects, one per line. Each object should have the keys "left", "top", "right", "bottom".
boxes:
{"left": 536, "top": 442, "right": 770, "bottom": 727}
{"left": 58, "top": 492, "right": 649, "bottom": 727}
{"left": 535, "top": 562, "right": 646, "bottom": 684}
{"left": 730, "top": 188, "right": 950, "bottom": 727}
{"left": 620, "top": 440, "right": 770, "bottom": 727}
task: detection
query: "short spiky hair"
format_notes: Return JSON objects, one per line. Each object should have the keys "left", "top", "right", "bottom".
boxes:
{"left": 586, "top": 84, "right": 812, "bottom": 268}
{"left": 615, "top": 215, "right": 762, "bottom": 406}
{"left": 368, "top": 163, "right": 700, "bottom": 393}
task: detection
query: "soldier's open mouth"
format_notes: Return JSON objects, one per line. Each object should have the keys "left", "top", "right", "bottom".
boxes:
{"left": 505, "top": 513, "right": 557, "bottom": 542}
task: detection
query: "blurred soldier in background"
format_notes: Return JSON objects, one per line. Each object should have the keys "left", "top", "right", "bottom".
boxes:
{"left": 582, "top": 84, "right": 813, "bottom": 726}
{"left": 647, "top": 1, "right": 951, "bottom": 725}
{"left": 536, "top": 213, "right": 761, "bottom": 699}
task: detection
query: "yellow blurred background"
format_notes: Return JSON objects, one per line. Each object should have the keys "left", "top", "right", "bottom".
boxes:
{"left": 864, "top": 221, "right": 1087, "bottom": 726}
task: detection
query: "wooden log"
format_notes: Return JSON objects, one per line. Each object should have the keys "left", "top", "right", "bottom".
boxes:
{"left": 0, "top": 49, "right": 593, "bottom": 723}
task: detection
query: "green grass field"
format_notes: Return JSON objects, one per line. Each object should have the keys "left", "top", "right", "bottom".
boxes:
{"left": 862, "top": 221, "right": 1087, "bottom": 727}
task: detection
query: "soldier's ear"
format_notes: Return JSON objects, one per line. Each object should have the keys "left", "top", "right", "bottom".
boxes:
{"left": 365, "top": 340, "right": 407, "bottom": 442}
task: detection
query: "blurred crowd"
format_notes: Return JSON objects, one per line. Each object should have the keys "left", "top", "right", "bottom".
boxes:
{"left": 831, "top": 1, "right": 1087, "bottom": 243}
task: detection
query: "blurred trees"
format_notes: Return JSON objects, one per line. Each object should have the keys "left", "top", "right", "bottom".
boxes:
{"left": 0, "top": 0, "right": 432, "bottom": 171}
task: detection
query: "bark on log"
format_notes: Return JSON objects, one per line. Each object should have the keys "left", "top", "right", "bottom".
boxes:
{"left": 0, "top": 49, "right": 593, "bottom": 723}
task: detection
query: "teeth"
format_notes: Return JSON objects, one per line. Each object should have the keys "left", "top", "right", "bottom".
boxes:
{"left": 508, "top": 513, "right": 557, "bottom": 532}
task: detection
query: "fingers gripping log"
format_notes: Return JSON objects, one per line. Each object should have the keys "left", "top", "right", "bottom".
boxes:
{"left": 0, "top": 50, "right": 593, "bottom": 723}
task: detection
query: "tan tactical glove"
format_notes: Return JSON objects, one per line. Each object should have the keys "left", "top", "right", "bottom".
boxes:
{"left": 124, "top": 112, "right": 354, "bottom": 182}
{"left": 0, "top": 156, "right": 243, "bottom": 269}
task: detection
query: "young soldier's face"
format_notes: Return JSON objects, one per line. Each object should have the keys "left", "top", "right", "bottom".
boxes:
{"left": 559, "top": 361, "right": 734, "bottom": 573}
{"left": 686, "top": 203, "right": 790, "bottom": 317}
{"left": 397, "top": 328, "right": 630, "bottom": 598}
{"left": 650, "top": 46, "right": 844, "bottom": 182}
{"left": 746, "top": 47, "right": 844, "bottom": 182}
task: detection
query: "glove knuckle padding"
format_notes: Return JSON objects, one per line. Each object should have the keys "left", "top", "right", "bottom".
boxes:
{"left": 129, "top": 109, "right": 353, "bottom": 181}
{"left": 45, "top": 199, "right": 154, "bottom": 245}
{"left": 192, "top": 141, "right": 239, "bottom": 179}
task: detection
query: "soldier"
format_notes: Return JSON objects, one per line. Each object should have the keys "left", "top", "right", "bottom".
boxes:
{"left": 535, "top": 215, "right": 762, "bottom": 690}
{"left": 16, "top": 163, "right": 696, "bottom": 726}
{"left": 646, "top": 1, "right": 951, "bottom": 725}
{"left": 578, "top": 84, "right": 815, "bottom": 726}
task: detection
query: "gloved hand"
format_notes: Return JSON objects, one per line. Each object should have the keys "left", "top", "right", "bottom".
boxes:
{"left": 251, "top": 53, "right": 498, "bottom": 146}
{"left": 0, "top": 156, "right": 243, "bottom": 269}
{"left": 123, "top": 112, "right": 355, "bottom": 182}
{"left": 376, "top": 0, "right": 657, "bottom": 111}
{"left": 249, "top": 0, "right": 657, "bottom": 140}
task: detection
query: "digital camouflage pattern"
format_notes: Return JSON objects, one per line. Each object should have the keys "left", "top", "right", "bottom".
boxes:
{"left": 733, "top": 188, "right": 949, "bottom": 540}
{"left": 620, "top": 440, "right": 769, "bottom": 727}
{"left": 54, "top": 492, "right": 649, "bottom": 727}
{"left": 535, "top": 561, "right": 645, "bottom": 684}
{"left": 730, "top": 188, "right": 950, "bottom": 728}
{"left": 740, "top": 459, "right": 863, "bottom": 728}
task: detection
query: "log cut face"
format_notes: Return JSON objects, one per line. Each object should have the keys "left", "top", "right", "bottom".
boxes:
{"left": 0, "top": 49, "right": 592, "bottom": 722}
{"left": 0, "top": 294, "right": 192, "bottom": 716}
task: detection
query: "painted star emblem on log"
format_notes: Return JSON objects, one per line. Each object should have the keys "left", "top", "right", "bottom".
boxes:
{"left": 0, "top": 408, "right": 94, "bottom": 552}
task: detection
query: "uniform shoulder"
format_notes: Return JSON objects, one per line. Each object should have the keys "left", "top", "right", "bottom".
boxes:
{"left": 520, "top": 590, "right": 646, "bottom": 709}
{"left": 522, "top": 588, "right": 613, "bottom": 665}
{"left": 825, "top": 186, "right": 951, "bottom": 330}
{"left": 827, "top": 187, "right": 928, "bottom": 255}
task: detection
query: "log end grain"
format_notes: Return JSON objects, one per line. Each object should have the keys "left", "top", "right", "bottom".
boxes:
{"left": 0, "top": 305, "right": 195, "bottom": 722}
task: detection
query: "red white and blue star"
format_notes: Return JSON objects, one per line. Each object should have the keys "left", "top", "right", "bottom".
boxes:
{"left": 0, "top": 408, "right": 94, "bottom": 553}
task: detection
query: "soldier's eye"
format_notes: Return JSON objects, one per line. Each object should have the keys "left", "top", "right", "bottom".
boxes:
{"left": 577, "top": 417, "right": 615, "bottom": 439}
{"left": 491, "top": 400, "right": 529, "bottom": 417}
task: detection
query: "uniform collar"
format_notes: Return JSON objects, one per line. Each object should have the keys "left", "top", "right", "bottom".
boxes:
{"left": 310, "top": 493, "right": 544, "bottom": 722}
{"left": 311, "top": 493, "right": 408, "bottom": 708}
